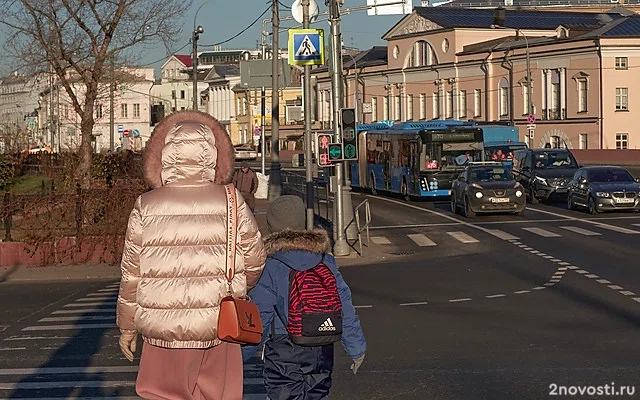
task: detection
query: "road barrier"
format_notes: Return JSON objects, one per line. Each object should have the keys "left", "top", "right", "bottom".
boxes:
{"left": 347, "top": 198, "right": 371, "bottom": 256}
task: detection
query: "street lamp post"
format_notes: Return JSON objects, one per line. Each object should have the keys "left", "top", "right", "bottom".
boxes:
{"left": 192, "top": 25, "right": 204, "bottom": 111}
{"left": 268, "top": 0, "right": 282, "bottom": 201}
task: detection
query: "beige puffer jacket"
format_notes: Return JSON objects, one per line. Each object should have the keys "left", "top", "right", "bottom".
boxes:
{"left": 116, "top": 111, "right": 266, "bottom": 349}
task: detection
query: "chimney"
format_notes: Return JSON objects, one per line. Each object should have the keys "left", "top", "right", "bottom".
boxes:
{"left": 493, "top": 7, "right": 506, "bottom": 27}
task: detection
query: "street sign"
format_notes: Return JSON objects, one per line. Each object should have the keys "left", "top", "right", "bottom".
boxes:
{"left": 118, "top": 125, "right": 124, "bottom": 134}
{"left": 528, "top": 128, "right": 535, "bottom": 139}
{"left": 315, "top": 132, "right": 334, "bottom": 166}
{"left": 527, "top": 124, "right": 536, "bottom": 130}
{"left": 527, "top": 114, "right": 536, "bottom": 124}
{"left": 291, "top": 0, "right": 319, "bottom": 24}
{"left": 288, "top": 29, "right": 325, "bottom": 66}
{"left": 328, "top": 143, "right": 342, "bottom": 161}
{"left": 123, "top": 129, "right": 130, "bottom": 137}
{"left": 132, "top": 128, "right": 140, "bottom": 138}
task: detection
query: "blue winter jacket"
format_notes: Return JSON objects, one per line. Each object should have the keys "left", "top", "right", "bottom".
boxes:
{"left": 242, "top": 229, "right": 366, "bottom": 361}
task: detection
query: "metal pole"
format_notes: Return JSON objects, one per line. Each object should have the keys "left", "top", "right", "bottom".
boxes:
{"left": 268, "top": 0, "right": 282, "bottom": 200}
{"left": 261, "top": 86, "right": 266, "bottom": 175}
{"left": 303, "top": 0, "right": 314, "bottom": 230}
{"left": 49, "top": 64, "right": 55, "bottom": 152}
{"left": 109, "top": 55, "right": 114, "bottom": 152}
{"left": 524, "top": 33, "right": 533, "bottom": 117}
{"left": 192, "top": 28, "right": 201, "bottom": 111}
{"left": 330, "top": 0, "right": 349, "bottom": 256}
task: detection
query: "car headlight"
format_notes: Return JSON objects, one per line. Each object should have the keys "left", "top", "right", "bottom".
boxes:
{"left": 475, "top": 191, "right": 483, "bottom": 199}
{"left": 515, "top": 190, "right": 523, "bottom": 198}
{"left": 595, "top": 192, "right": 610, "bottom": 198}
{"left": 534, "top": 176, "right": 548, "bottom": 186}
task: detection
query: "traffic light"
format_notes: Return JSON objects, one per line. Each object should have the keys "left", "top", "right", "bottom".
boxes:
{"left": 340, "top": 108, "right": 357, "bottom": 160}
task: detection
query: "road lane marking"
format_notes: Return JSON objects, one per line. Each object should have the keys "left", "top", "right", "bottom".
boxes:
{"left": 39, "top": 316, "right": 115, "bottom": 322}
{"left": 22, "top": 323, "right": 117, "bottom": 331}
{"left": 532, "top": 286, "right": 546, "bottom": 290}
{"left": 560, "top": 226, "right": 601, "bottom": 236}
{"left": 522, "top": 227, "right": 561, "bottom": 237}
{"left": 527, "top": 207, "right": 640, "bottom": 233}
{"left": 75, "top": 297, "right": 115, "bottom": 302}
{"left": 595, "top": 225, "right": 640, "bottom": 234}
{"left": 447, "top": 231, "right": 479, "bottom": 243}
{"left": 370, "top": 236, "right": 391, "bottom": 245}
{"left": 0, "top": 378, "right": 261, "bottom": 389}
{"left": 566, "top": 266, "right": 579, "bottom": 270}
{"left": 585, "top": 274, "right": 599, "bottom": 279}
{"left": 597, "top": 279, "right": 612, "bottom": 284}
{"left": 620, "top": 291, "right": 636, "bottom": 296}
{"left": 633, "top": 223, "right": 640, "bottom": 227}
{"left": 551, "top": 258, "right": 562, "bottom": 262}
{"left": 0, "top": 366, "right": 139, "bottom": 375}
{"left": 0, "top": 347, "right": 26, "bottom": 351}
{"left": 633, "top": 298, "right": 640, "bottom": 303}
{"left": 399, "top": 301, "right": 428, "bottom": 306}
{"left": 485, "top": 294, "right": 506, "bottom": 298}
{"left": 52, "top": 309, "right": 114, "bottom": 314}
{"left": 87, "top": 292, "right": 118, "bottom": 297}
{"left": 544, "top": 283, "right": 556, "bottom": 286}
{"left": 354, "top": 305, "right": 373, "bottom": 309}
{"left": 449, "top": 298, "right": 472, "bottom": 302}
{"left": 514, "top": 290, "right": 530, "bottom": 294}
{"left": 63, "top": 302, "right": 116, "bottom": 307}
{"left": 576, "top": 270, "right": 588, "bottom": 274}
{"left": 407, "top": 234, "right": 437, "bottom": 247}
{"left": 608, "top": 285, "right": 624, "bottom": 290}
{"left": 485, "top": 229, "right": 519, "bottom": 240}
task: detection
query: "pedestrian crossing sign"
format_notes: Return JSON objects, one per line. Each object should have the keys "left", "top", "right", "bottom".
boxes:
{"left": 288, "top": 29, "right": 325, "bottom": 66}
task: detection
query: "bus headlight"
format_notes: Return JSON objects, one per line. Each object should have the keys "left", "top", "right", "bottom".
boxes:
{"left": 515, "top": 190, "right": 523, "bottom": 198}
{"left": 475, "top": 191, "right": 483, "bottom": 199}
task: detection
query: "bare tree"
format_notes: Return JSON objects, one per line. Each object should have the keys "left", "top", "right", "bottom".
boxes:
{"left": 0, "top": 0, "right": 191, "bottom": 186}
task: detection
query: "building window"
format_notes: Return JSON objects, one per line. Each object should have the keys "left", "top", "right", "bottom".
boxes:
{"left": 96, "top": 104, "right": 103, "bottom": 119}
{"left": 616, "top": 87, "right": 628, "bottom": 111}
{"left": 433, "top": 92, "right": 440, "bottom": 119}
{"left": 133, "top": 104, "right": 140, "bottom": 118}
{"left": 121, "top": 103, "right": 128, "bottom": 119}
{"left": 413, "top": 41, "right": 435, "bottom": 67}
{"left": 419, "top": 94, "right": 426, "bottom": 120}
{"left": 615, "top": 57, "right": 628, "bottom": 70}
{"left": 180, "top": 90, "right": 186, "bottom": 100}
{"left": 550, "top": 135, "right": 561, "bottom": 148}
{"left": 445, "top": 90, "right": 453, "bottom": 119}
{"left": 616, "top": 133, "right": 628, "bottom": 149}
{"left": 407, "top": 94, "right": 414, "bottom": 120}
{"left": 171, "top": 90, "right": 176, "bottom": 100}
{"left": 522, "top": 83, "right": 530, "bottom": 115}
{"left": 578, "top": 79, "right": 588, "bottom": 113}
{"left": 394, "top": 95, "right": 401, "bottom": 121}
{"left": 579, "top": 133, "right": 588, "bottom": 149}
{"left": 459, "top": 90, "right": 467, "bottom": 118}
{"left": 499, "top": 87, "right": 509, "bottom": 117}
{"left": 383, "top": 96, "right": 389, "bottom": 120}
{"left": 474, "top": 89, "right": 481, "bottom": 118}
{"left": 371, "top": 97, "right": 378, "bottom": 122}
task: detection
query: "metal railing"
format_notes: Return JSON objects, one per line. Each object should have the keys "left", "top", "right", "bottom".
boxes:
{"left": 346, "top": 198, "right": 371, "bottom": 256}
{"left": 281, "top": 170, "right": 331, "bottom": 221}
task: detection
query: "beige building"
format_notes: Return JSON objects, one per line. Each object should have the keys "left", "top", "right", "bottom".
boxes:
{"left": 316, "top": 7, "right": 640, "bottom": 149}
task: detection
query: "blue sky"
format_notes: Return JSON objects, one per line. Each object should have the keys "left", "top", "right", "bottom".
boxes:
{"left": 143, "top": 0, "right": 409, "bottom": 71}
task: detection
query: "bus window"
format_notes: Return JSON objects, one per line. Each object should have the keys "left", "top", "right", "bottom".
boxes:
{"left": 485, "top": 145, "right": 527, "bottom": 161}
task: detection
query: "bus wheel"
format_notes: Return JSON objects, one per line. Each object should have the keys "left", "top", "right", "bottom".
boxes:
{"left": 369, "top": 174, "right": 377, "bottom": 196}
{"left": 401, "top": 180, "right": 410, "bottom": 201}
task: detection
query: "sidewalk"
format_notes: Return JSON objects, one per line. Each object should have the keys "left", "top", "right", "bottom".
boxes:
{"left": 0, "top": 196, "right": 381, "bottom": 283}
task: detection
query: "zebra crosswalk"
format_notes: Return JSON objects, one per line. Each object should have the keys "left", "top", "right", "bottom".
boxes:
{"left": 0, "top": 282, "right": 267, "bottom": 400}
{"left": 368, "top": 221, "right": 640, "bottom": 249}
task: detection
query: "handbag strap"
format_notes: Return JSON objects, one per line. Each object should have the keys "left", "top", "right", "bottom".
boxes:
{"left": 224, "top": 184, "right": 238, "bottom": 293}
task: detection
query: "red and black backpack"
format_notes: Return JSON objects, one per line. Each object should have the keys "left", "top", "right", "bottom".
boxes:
{"left": 279, "top": 256, "right": 343, "bottom": 346}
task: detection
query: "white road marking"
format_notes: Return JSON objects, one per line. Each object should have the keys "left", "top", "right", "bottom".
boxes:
{"left": 544, "top": 283, "right": 556, "bottom": 286}
{"left": 596, "top": 225, "right": 640, "bottom": 234}
{"left": 558, "top": 262, "right": 571, "bottom": 266}
{"left": 354, "top": 305, "right": 373, "bottom": 309}
{"left": 608, "top": 285, "right": 624, "bottom": 290}
{"left": 597, "top": 279, "right": 612, "bottom": 284}
{"left": 543, "top": 255, "right": 554, "bottom": 259}
{"left": 87, "top": 292, "right": 117, "bottom": 297}
{"left": 52, "top": 309, "right": 114, "bottom": 315}
{"left": 0, "top": 347, "right": 26, "bottom": 351}
{"left": 39, "top": 316, "right": 114, "bottom": 323}
{"left": 486, "top": 229, "right": 519, "bottom": 240}
{"left": 620, "top": 291, "right": 636, "bottom": 296}
{"left": 532, "top": 286, "right": 546, "bottom": 290}
{"left": 485, "top": 294, "right": 506, "bottom": 298}
{"left": 22, "top": 323, "right": 116, "bottom": 331}
{"left": 576, "top": 270, "right": 589, "bottom": 274}
{"left": 633, "top": 223, "right": 640, "bottom": 227}
{"left": 560, "top": 226, "right": 601, "bottom": 236}
{"left": 370, "top": 236, "right": 392, "bottom": 245}
{"left": 75, "top": 297, "right": 115, "bottom": 302}
{"left": 98, "top": 288, "right": 119, "bottom": 292}
{"left": 449, "top": 298, "right": 472, "bottom": 302}
{"left": 407, "top": 234, "right": 437, "bottom": 247}
{"left": 399, "top": 301, "right": 429, "bottom": 306}
{"left": 4, "top": 336, "right": 74, "bottom": 341}
{"left": 447, "top": 231, "right": 479, "bottom": 244}
{"left": 585, "top": 274, "right": 599, "bottom": 279}
{"left": 551, "top": 259, "right": 562, "bottom": 262}
{"left": 566, "top": 266, "right": 579, "bottom": 270}
{"left": 633, "top": 298, "right": 640, "bottom": 303}
{"left": 527, "top": 207, "right": 640, "bottom": 234}
{"left": 558, "top": 267, "right": 568, "bottom": 271}
{"left": 0, "top": 366, "right": 139, "bottom": 375}
{"left": 522, "top": 227, "right": 561, "bottom": 237}
{"left": 64, "top": 302, "right": 116, "bottom": 307}
{"left": 514, "top": 290, "right": 530, "bottom": 294}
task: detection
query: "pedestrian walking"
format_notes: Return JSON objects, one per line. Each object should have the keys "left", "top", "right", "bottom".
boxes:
{"left": 232, "top": 161, "right": 258, "bottom": 213}
{"left": 242, "top": 195, "right": 367, "bottom": 400}
{"left": 116, "top": 111, "right": 266, "bottom": 400}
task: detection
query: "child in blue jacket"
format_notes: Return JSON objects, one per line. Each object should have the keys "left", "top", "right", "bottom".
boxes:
{"left": 242, "top": 195, "right": 366, "bottom": 400}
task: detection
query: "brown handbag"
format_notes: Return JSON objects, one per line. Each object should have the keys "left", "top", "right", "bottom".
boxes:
{"left": 217, "top": 184, "right": 263, "bottom": 345}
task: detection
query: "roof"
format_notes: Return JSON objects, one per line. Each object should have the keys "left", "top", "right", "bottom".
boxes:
{"left": 582, "top": 14, "right": 640, "bottom": 37}
{"left": 214, "top": 64, "right": 240, "bottom": 77}
{"left": 174, "top": 54, "right": 192, "bottom": 67}
{"left": 459, "top": 34, "right": 555, "bottom": 54}
{"left": 412, "top": 7, "right": 621, "bottom": 30}
{"left": 315, "top": 46, "right": 388, "bottom": 73}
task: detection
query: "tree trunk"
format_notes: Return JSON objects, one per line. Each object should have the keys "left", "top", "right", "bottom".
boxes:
{"left": 78, "top": 88, "right": 98, "bottom": 188}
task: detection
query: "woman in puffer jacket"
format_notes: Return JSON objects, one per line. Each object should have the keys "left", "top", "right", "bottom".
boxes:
{"left": 116, "top": 111, "right": 266, "bottom": 400}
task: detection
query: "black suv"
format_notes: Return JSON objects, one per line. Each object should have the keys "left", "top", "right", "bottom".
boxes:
{"left": 511, "top": 148, "right": 580, "bottom": 203}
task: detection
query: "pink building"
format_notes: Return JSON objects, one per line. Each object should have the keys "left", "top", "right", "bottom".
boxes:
{"left": 314, "top": 7, "right": 640, "bottom": 149}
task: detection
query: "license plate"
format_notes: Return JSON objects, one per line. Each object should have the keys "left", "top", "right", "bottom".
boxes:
{"left": 490, "top": 197, "right": 510, "bottom": 203}
{"left": 555, "top": 188, "right": 567, "bottom": 193}
{"left": 615, "top": 198, "right": 635, "bottom": 204}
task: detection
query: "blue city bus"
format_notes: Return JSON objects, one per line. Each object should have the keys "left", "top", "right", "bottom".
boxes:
{"left": 350, "top": 121, "right": 485, "bottom": 198}
{"left": 479, "top": 124, "right": 528, "bottom": 168}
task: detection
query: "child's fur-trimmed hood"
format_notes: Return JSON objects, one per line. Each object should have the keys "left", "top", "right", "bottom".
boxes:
{"left": 264, "top": 229, "right": 331, "bottom": 256}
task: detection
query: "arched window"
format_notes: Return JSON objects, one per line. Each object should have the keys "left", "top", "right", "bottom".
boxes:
{"left": 407, "top": 41, "right": 437, "bottom": 68}
{"left": 498, "top": 77, "right": 509, "bottom": 118}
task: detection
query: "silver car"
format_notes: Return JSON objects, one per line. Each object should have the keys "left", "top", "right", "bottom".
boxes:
{"left": 567, "top": 166, "right": 640, "bottom": 214}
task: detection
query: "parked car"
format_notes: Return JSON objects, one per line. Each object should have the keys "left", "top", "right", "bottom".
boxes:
{"left": 451, "top": 161, "right": 526, "bottom": 218}
{"left": 511, "top": 148, "right": 580, "bottom": 203}
{"left": 567, "top": 166, "right": 640, "bottom": 214}
{"left": 234, "top": 146, "right": 258, "bottom": 160}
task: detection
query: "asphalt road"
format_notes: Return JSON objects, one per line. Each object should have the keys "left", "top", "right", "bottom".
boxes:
{"left": 0, "top": 192, "right": 639, "bottom": 399}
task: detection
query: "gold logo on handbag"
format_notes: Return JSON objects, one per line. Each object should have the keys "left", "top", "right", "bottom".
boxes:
{"left": 217, "top": 184, "right": 263, "bottom": 345}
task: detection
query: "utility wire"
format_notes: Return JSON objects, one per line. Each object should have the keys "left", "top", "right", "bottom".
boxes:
{"left": 200, "top": 3, "right": 272, "bottom": 47}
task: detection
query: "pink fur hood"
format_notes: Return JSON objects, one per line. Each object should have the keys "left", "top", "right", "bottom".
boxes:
{"left": 143, "top": 111, "right": 235, "bottom": 188}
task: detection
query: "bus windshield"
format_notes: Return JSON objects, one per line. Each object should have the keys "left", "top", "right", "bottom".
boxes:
{"left": 484, "top": 144, "right": 527, "bottom": 161}
{"left": 420, "top": 143, "right": 483, "bottom": 171}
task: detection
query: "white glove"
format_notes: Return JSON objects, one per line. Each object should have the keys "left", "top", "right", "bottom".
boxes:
{"left": 119, "top": 331, "right": 138, "bottom": 362}
{"left": 350, "top": 354, "right": 365, "bottom": 375}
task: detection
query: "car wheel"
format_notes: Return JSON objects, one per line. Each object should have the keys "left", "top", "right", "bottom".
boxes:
{"left": 450, "top": 192, "right": 458, "bottom": 214}
{"left": 528, "top": 186, "right": 539, "bottom": 204}
{"left": 464, "top": 197, "right": 476, "bottom": 218}
{"left": 567, "top": 194, "right": 577, "bottom": 210}
{"left": 401, "top": 179, "right": 410, "bottom": 201}
{"left": 369, "top": 174, "right": 377, "bottom": 196}
{"left": 588, "top": 195, "right": 599, "bottom": 214}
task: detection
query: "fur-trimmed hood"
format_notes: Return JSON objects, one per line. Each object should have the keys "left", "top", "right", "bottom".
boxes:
{"left": 264, "top": 229, "right": 331, "bottom": 257}
{"left": 144, "top": 111, "right": 235, "bottom": 188}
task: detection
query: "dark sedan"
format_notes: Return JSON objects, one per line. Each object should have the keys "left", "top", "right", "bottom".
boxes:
{"left": 567, "top": 166, "right": 640, "bottom": 214}
{"left": 451, "top": 162, "right": 526, "bottom": 218}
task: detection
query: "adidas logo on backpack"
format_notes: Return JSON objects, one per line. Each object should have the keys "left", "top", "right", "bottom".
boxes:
{"left": 286, "top": 260, "right": 343, "bottom": 346}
